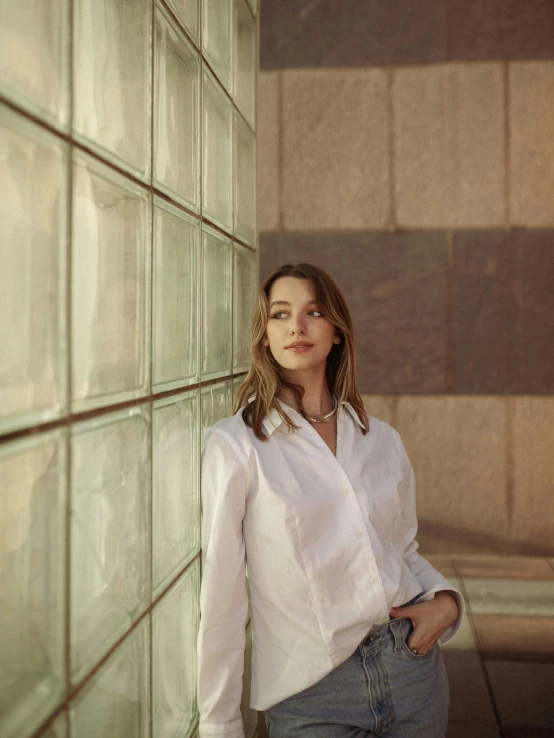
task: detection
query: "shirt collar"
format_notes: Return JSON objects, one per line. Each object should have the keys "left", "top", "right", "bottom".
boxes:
{"left": 258, "top": 398, "right": 366, "bottom": 435}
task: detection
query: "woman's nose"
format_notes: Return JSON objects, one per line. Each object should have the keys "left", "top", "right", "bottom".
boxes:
{"left": 290, "top": 314, "right": 307, "bottom": 334}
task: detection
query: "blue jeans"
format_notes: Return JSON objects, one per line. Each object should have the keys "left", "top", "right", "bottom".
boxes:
{"left": 264, "top": 616, "right": 449, "bottom": 737}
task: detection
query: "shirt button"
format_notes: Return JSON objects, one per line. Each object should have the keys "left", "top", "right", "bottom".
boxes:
{"left": 342, "top": 484, "right": 350, "bottom": 495}
{"left": 356, "top": 528, "right": 364, "bottom": 539}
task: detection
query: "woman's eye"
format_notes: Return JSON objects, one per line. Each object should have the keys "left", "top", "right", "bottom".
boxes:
{"left": 310, "top": 310, "right": 323, "bottom": 317}
{"left": 271, "top": 311, "right": 287, "bottom": 319}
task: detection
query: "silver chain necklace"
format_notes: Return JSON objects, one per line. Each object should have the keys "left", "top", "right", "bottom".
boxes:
{"left": 305, "top": 394, "right": 338, "bottom": 423}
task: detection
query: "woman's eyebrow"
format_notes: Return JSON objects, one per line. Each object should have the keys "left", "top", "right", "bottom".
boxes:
{"left": 269, "top": 299, "right": 317, "bottom": 308}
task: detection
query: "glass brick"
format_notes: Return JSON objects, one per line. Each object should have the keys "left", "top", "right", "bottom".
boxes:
{"left": 153, "top": 199, "right": 199, "bottom": 392}
{"left": 200, "top": 381, "right": 229, "bottom": 445}
{"left": 153, "top": 561, "right": 200, "bottom": 738}
{"left": 70, "top": 407, "right": 150, "bottom": 684}
{"left": 70, "top": 619, "right": 149, "bottom": 738}
{"left": 234, "top": 111, "right": 256, "bottom": 245}
{"left": 241, "top": 621, "right": 257, "bottom": 738}
{"left": 165, "top": 0, "right": 199, "bottom": 45}
{"left": 245, "top": 0, "right": 257, "bottom": 16}
{"left": 201, "top": 227, "right": 232, "bottom": 379}
{"left": 0, "top": 106, "right": 68, "bottom": 435}
{"left": 71, "top": 152, "right": 150, "bottom": 413}
{"left": 73, "top": 0, "right": 151, "bottom": 178}
{"left": 154, "top": 5, "right": 200, "bottom": 210}
{"left": 152, "top": 391, "right": 200, "bottom": 597}
{"left": 0, "top": 0, "right": 69, "bottom": 128}
{"left": 38, "top": 712, "right": 67, "bottom": 738}
{"left": 202, "top": 0, "right": 232, "bottom": 92}
{"left": 234, "top": 0, "right": 255, "bottom": 129}
{"left": 232, "top": 374, "right": 246, "bottom": 406}
{"left": 202, "top": 70, "right": 233, "bottom": 231}
{"left": 0, "top": 431, "right": 67, "bottom": 738}
{"left": 233, "top": 244, "right": 256, "bottom": 371}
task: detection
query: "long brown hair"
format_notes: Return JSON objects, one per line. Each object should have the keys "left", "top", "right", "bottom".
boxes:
{"left": 233, "top": 263, "right": 369, "bottom": 440}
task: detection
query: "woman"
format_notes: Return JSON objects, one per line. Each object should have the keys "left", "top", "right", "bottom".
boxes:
{"left": 197, "top": 263, "right": 463, "bottom": 738}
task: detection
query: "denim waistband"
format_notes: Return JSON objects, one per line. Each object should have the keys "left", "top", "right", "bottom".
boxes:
{"left": 358, "top": 593, "right": 422, "bottom": 647}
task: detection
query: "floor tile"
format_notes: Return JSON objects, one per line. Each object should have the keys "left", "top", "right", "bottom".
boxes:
{"left": 473, "top": 615, "right": 554, "bottom": 661}
{"left": 463, "top": 578, "right": 554, "bottom": 617}
{"left": 486, "top": 661, "right": 554, "bottom": 726}
{"left": 443, "top": 650, "right": 497, "bottom": 725}
{"left": 447, "top": 725, "right": 500, "bottom": 738}
{"left": 502, "top": 728, "right": 554, "bottom": 737}
{"left": 456, "top": 556, "right": 554, "bottom": 581}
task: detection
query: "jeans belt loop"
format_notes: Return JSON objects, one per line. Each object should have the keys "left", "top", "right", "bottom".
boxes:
{"left": 390, "top": 618, "right": 403, "bottom": 654}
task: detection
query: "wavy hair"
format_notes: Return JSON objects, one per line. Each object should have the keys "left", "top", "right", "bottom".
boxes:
{"left": 233, "top": 263, "right": 369, "bottom": 440}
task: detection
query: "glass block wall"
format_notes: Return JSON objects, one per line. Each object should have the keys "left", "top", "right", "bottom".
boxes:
{"left": 0, "top": 1, "right": 258, "bottom": 736}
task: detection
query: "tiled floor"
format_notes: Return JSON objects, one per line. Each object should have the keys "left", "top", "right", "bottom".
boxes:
{"left": 257, "top": 555, "right": 554, "bottom": 737}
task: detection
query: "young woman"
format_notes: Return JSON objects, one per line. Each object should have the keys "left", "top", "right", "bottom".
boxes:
{"left": 197, "top": 263, "right": 463, "bottom": 738}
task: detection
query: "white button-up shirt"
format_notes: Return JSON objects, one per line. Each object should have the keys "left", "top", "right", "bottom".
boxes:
{"left": 197, "top": 400, "right": 464, "bottom": 738}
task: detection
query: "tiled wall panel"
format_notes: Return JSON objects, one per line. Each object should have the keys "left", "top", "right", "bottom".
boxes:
{"left": 0, "top": 431, "right": 67, "bottom": 738}
{"left": 2, "top": 0, "right": 257, "bottom": 735}
{"left": 0, "top": 108, "right": 68, "bottom": 434}
{"left": 510, "top": 62, "right": 554, "bottom": 227}
{"left": 393, "top": 63, "right": 505, "bottom": 228}
{"left": 282, "top": 68, "right": 389, "bottom": 230}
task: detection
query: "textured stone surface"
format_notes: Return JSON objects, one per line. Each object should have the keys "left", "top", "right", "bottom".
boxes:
{"left": 443, "top": 650, "right": 498, "bottom": 725}
{"left": 256, "top": 70, "right": 280, "bottom": 231}
{"left": 282, "top": 68, "right": 389, "bottom": 230}
{"left": 486, "top": 661, "right": 554, "bottom": 726}
{"left": 260, "top": 231, "right": 448, "bottom": 392}
{"left": 457, "top": 555, "right": 554, "bottom": 580}
{"left": 446, "top": 727, "right": 500, "bottom": 738}
{"left": 448, "top": 0, "right": 554, "bottom": 61}
{"left": 510, "top": 62, "right": 554, "bottom": 227}
{"left": 395, "top": 396, "right": 508, "bottom": 548}
{"left": 393, "top": 63, "right": 505, "bottom": 228}
{"left": 453, "top": 230, "right": 554, "bottom": 393}
{"left": 259, "top": 0, "right": 446, "bottom": 69}
{"left": 512, "top": 398, "right": 554, "bottom": 553}
{"left": 361, "top": 395, "right": 397, "bottom": 429}
{"left": 473, "top": 615, "right": 554, "bottom": 661}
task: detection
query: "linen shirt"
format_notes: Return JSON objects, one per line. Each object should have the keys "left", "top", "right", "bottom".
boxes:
{"left": 197, "top": 400, "right": 464, "bottom": 738}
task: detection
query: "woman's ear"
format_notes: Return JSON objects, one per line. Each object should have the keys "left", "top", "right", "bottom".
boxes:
{"left": 333, "top": 335, "right": 341, "bottom": 344}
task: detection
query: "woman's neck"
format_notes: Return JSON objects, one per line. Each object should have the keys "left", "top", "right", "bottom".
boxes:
{"left": 279, "top": 376, "right": 335, "bottom": 418}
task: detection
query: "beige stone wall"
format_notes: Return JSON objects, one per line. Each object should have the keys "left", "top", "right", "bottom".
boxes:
{"left": 257, "top": 60, "right": 554, "bottom": 556}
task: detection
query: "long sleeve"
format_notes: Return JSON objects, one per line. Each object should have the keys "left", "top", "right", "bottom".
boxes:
{"left": 396, "top": 438, "right": 465, "bottom": 645}
{"left": 197, "top": 428, "right": 249, "bottom": 738}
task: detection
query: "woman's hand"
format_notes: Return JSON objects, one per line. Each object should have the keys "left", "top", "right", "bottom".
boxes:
{"left": 389, "top": 591, "right": 458, "bottom": 655}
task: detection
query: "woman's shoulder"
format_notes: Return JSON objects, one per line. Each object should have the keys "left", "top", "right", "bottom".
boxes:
{"left": 204, "top": 407, "right": 257, "bottom": 453}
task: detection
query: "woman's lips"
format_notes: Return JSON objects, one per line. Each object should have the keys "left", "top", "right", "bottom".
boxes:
{"left": 286, "top": 344, "right": 313, "bottom": 352}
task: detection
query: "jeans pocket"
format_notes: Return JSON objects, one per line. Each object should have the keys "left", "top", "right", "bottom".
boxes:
{"left": 400, "top": 620, "right": 437, "bottom": 661}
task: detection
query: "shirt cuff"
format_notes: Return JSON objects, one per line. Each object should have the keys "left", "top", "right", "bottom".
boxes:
{"left": 415, "top": 587, "right": 465, "bottom": 646}
{"left": 199, "top": 718, "right": 245, "bottom": 738}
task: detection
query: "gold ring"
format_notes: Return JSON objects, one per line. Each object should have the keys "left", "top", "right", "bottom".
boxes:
{"left": 411, "top": 647, "right": 418, "bottom": 654}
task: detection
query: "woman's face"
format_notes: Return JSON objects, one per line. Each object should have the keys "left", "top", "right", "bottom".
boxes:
{"left": 264, "top": 277, "right": 340, "bottom": 375}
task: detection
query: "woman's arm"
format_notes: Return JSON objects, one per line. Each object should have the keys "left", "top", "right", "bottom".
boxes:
{"left": 392, "top": 439, "right": 465, "bottom": 647}
{"left": 197, "top": 428, "right": 249, "bottom": 738}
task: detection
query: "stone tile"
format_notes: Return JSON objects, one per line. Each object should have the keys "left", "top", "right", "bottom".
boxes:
{"left": 448, "top": 0, "right": 554, "bottom": 62}
{"left": 282, "top": 68, "right": 389, "bottom": 230}
{"left": 447, "top": 726, "right": 500, "bottom": 738}
{"left": 510, "top": 62, "right": 554, "bottom": 227}
{"left": 360, "top": 395, "right": 397, "bottom": 429}
{"left": 453, "top": 230, "right": 554, "bottom": 394}
{"left": 442, "top": 650, "right": 497, "bottom": 724}
{"left": 396, "top": 397, "right": 508, "bottom": 550}
{"left": 473, "top": 615, "right": 554, "bottom": 661}
{"left": 259, "top": 0, "right": 446, "bottom": 69}
{"left": 259, "top": 231, "right": 448, "bottom": 392}
{"left": 257, "top": 71, "right": 280, "bottom": 231}
{"left": 393, "top": 63, "right": 505, "bottom": 228}
{"left": 456, "top": 556, "right": 554, "bottom": 581}
{"left": 463, "top": 579, "right": 554, "bottom": 617}
{"left": 486, "top": 661, "right": 554, "bottom": 726}
{"left": 512, "top": 398, "right": 554, "bottom": 554}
